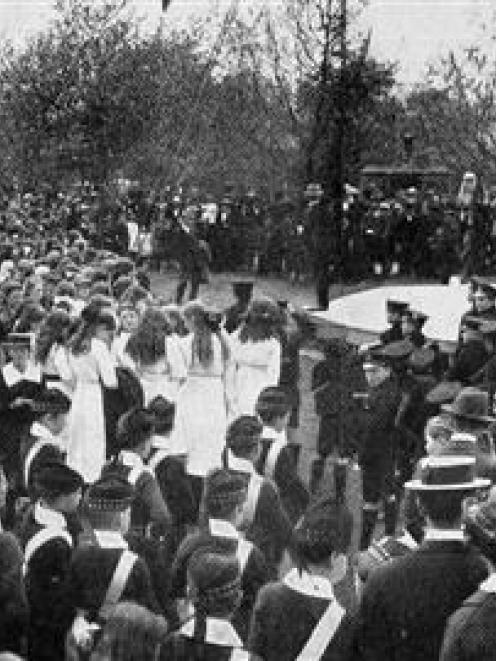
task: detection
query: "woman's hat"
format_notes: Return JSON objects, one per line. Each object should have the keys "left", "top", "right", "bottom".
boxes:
{"left": 188, "top": 549, "right": 242, "bottom": 611}
{"left": 255, "top": 387, "right": 290, "bottom": 418}
{"left": 86, "top": 475, "right": 135, "bottom": 511}
{"left": 441, "top": 387, "right": 496, "bottom": 424}
{"left": 405, "top": 456, "right": 490, "bottom": 491}
{"left": 226, "top": 415, "right": 263, "bottom": 454}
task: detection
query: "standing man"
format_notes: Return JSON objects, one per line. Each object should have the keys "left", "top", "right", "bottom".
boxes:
{"left": 304, "top": 183, "right": 338, "bottom": 311}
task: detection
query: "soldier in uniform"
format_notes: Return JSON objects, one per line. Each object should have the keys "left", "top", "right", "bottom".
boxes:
{"left": 17, "top": 461, "right": 83, "bottom": 661}
{"left": 255, "top": 387, "right": 309, "bottom": 524}
{"left": 380, "top": 299, "right": 409, "bottom": 345}
{"left": 446, "top": 316, "right": 489, "bottom": 385}
{"left": 247, "top": 497, "right": 355, "bottom": 661}
{"left": 359, "top": 342, "right": 408, "bottom": 549}
{"left": 401, "top": 309, "right": 428, "bottom": 348}
{"left": 224, "top": 281, "right": 254, "bottom": 334}
{"left": 223, "top": 415, "right": 293, "bottom": 576}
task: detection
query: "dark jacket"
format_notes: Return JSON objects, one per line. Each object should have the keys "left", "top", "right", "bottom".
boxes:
{"left": 440, "top": 577, "right": 496, "bottom": 661}
{"left": 446, "top": 339, "right": 488, "bottom": 385}
{"left": 348, "top": 539, "right": 489, "bottom": 661}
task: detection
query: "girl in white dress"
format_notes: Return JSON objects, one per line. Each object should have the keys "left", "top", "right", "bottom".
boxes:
{"left": 111, "top": 302, "right": 139, "bottom": 370}
{"left": 176, "top": 301, "right": 230, "bottom": 481}
{"left": 226, "top": 297, "right": 282, "bottom": 419}
{"left": 126, "top": 307, "right": 187, "bottom": 406}
{"left": 35, "top": 310, "right": 74, "bottom": 396}
{"left": 66, "top": 306, "right": 118, "bottom": 483}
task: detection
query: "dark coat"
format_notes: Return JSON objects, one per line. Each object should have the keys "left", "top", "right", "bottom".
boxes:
{"left": 160, "top": 626, "right": 248, "bottom": 661}
{"left": 247, "top": 578, "right": 354, "bottom": 661}
{"left": 380, "top": 323, "right": 403, "bottom": 346}
{"left": 256, "top": 438, "right": 309, "bottom": 524}
{"left": 446, "top": 339, "right": 488, "bottom": 385}
{"left": 348, "top": 539, "right": 489, "bottom": 661}
{"left": 440, "top": 581, "right": 496, "bottom": 661}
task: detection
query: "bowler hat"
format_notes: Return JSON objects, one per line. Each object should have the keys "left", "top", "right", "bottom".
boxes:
{"left": 426, "top": 380, "right": 462, "bottom": 406}
{"left": 441, "top": 387, "right": 496, "bottom": 424}
{"left": 405, "top": 456, "right": 490, "bottom": 491}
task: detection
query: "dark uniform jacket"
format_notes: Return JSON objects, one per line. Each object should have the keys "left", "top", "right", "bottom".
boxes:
{"left": 171, "top": 519, "right": 270, "bottom": 642}
{"left": 224, "top": 301, "right": 250, "bottom": 334}
{"left": 380, "top": 323, "right": 403, "bottom": 345}
{"left": 348, "top": 536, "right": 489, "bottom": 661}
{"left": 226, "top": 453, "right": 293, "bottom": 575}
{"left": 17, "top": 502, "right": 76, "bottom": 661}
{"left": 19, "top": 421, "right": 66, "bottom": 494}
{"left": 102, "top": 451, "right": 171, "bottom": 537}
{"left": 65, "top": 530, "right": 159, "bottom": 622}
{"left": 256, "top": 428, "right": 309, "bottom": 524}
{"left": 247, "top": 569, "right": 353, "bottom": 661}
{"left": 160, "top": 618, "right": 248, "bottom": 661}
{"left": 446, "top": 339, "right": 488, "bottom": 385}
{"left": 440, "top": 574, "right": 496, "bottom": 661}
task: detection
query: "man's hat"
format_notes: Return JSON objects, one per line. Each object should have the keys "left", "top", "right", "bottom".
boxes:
{"left": 460, "top": 315, "right": 483, "bottom": 332}
{"left": 30, "top": 389, "right": 71, "bottom": 416}
{"left": 294, "top": 496, "right": 353, "bottom": 562}
{"left": 33, "top": 461, "right": 83, "bottom": 497}
{"left": 116, "top": 407, "right": 155, "bottom": 451}
{"left": 437, "top": 432, "right": 478, "bottom": 457}
{"left": 402, "top": 309, "right": 428, "bottom": 328}
{"left": 255, "top": 387, "right": 290, "bottom": 418}
{"left": 86, "top": 475, "right": 134, "bottom": 512}
{"left": 232, "top": 281, "right": 253, "bottom": 299}
{"left": 405, "top": 456, "right": 490, "bottom": 491}
{"left": 226, "top": 415, "right": 263, "bottom": 454}
{"left": 441, "top": 387, "right": 496, "bottom": 424}
{"left": 304, "top": 182, "right": 324, "bottom": 199}
{"left": 386, "top": 299, "right": 409, "bottom": 315}
{"left": 203, "top": 468, "right": 248, "bottom": 510}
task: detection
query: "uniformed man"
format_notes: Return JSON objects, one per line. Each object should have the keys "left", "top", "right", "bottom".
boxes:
{"left": 401, "top": 309, "right": 428, "bottom": 348}
{"left": 446, "top": 316, "right": 489, "bottom": 385}
{"left": 359, "top": 342, "right": 409, "bottom": 549}
{"left": 380, "top": 299, "right": 409, "bottom": 345}
{"left": 17, "top": 460, "right": 83, "bottom": 661}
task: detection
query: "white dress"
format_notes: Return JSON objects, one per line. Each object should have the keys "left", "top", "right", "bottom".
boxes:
{"left": 226, "top": 333, "right": 282, "bottom": 419}
{"left": 175, "top": 333, "right": 228, "bottom": 477}
{"left": 66, "top": 338, "right": 117, "bottom": 483}
{"left": 42, "top": 343, "right": 74, "bottom": 397}
{"left": 138, "top": 336, "right": 187, "bottom": 406}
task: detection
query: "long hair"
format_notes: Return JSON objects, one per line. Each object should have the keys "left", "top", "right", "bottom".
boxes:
{"left": 69, "top": 305, "right": 115, "bottom": 356}
{"left": 35, "top": 310, "right": 71, "bottom": 364}
{"left": 126, "top": 308, "right": 171, "bottom": 367}
{"left": 183, "top": 302, "right": 213, "bottom": 368}
{"left": 238, "top": 299, "right": 281, "bottom": 344}
{"left": 90, "top": 602, "right": 167, "bottom": 661}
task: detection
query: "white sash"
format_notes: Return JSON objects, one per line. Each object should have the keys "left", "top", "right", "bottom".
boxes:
{"left": 99, "top": 550, "right": 138, "bottom": 621}
{"left": 230, "top": 650, "right": 249, "bottom": 661}
{"left": 265, "top": 440, "right": 286, "bottom": 480}
{"left": 295, "top": 600, "right": 345, "bottom": 661}
{"left": 24, "top": 440, "right": 51, "bottom": 488}
{"left": 242, "top": 473, "right": 262, "bottom": 527}
{"left": 24, "top": 526, "right": 73, "bottom": 572}
{"left": 236, "top": 538, "right": 252, "bottom": 574}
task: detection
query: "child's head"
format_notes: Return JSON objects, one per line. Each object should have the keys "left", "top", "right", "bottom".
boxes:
{"left": 255, "top": 387, "right": 290, "bottom": 431}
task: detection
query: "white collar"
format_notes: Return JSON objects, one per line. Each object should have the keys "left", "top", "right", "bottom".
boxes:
{"left": 480, "top": 573, "right": 496, "bottom": 594}
{"left": 423, "top": 528, "right": 466, "bottom": 543}
{"left": 180, "top": 617, "right": 243, "bottom": 648}
{"left": 94, "top": 530, "right": 128, "bottom": 550}
{"left": 209, "top": 518, "right": 239, "bottom": 540}
{"left": 261, "top": 426, "right": 287, "bottom": 444}
{"left": 283, "top": 568, "right": 335, "bottom": 600}
{"left": 3, "top": 360, "right": 41, "bottom": 387}
{"left": 119, "top": 450, "right": 144, "bottom": 470}
{"left": 34, "top": 502, "right": 67, "bottom": 529}
{"left": 226, "top": 451, "right": 254, "bottom": 475}
{"left": 30, "top": 421, "right": 56, "bottom": 444}
{"left": 150, "top": 434, "right": 172, "bottom": 451}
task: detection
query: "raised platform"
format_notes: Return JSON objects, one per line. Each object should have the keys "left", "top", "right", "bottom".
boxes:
{"left": 308, "top": 283, "right": 469, "bottom": 352}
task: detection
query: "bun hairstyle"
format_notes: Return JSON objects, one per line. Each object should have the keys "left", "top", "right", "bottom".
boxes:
{"left": 239, "top": 297, "right": 281, "bottom": 343}
{"left": 70, "top": 303, "right": 116, "bottom": 355}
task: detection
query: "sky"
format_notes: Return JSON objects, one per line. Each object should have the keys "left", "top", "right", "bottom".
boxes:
{"left": 0, "top": 0, "right": 494, "bottom": 87}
